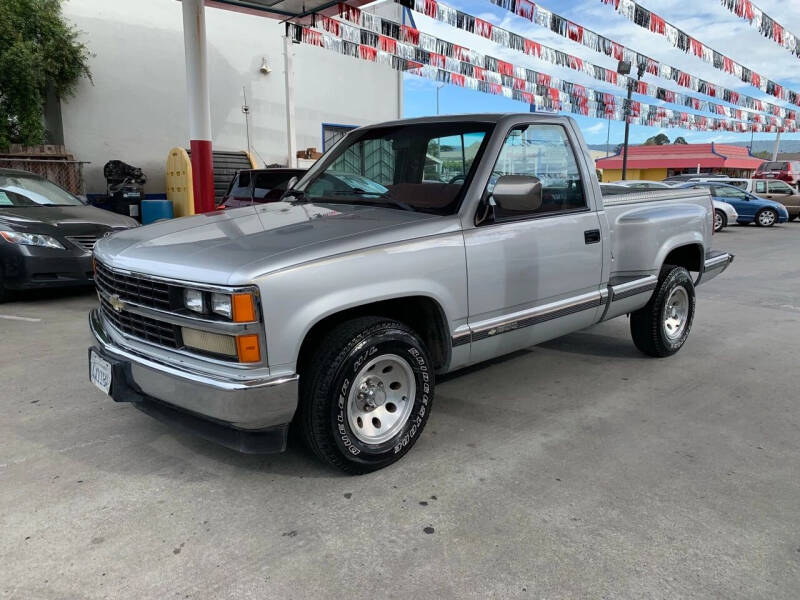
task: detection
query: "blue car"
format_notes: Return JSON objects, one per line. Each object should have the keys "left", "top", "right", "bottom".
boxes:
{"left": 680, "top": 182, "right": 789, "bottom": 227}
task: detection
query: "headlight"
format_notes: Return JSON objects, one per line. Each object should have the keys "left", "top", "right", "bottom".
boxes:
{"left": 210, "top": 292, "right": 232, "bottom": 319}
{"left": 183, "top": 289, "right": 257, "bottom": 322}
{"left": 184, "top": 288, "right": 205, "bottom": 313}
{"left": 0, "top": 231, "right": 64, "bottom": 249}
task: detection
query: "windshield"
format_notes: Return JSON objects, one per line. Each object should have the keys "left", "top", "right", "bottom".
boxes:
{"left": 0, "top": 174, "right": 84, "bottom": 207}
{"left": 295, "top": 122, "right": 493, "bottom": 214}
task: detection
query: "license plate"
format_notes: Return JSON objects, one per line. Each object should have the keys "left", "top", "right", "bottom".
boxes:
{"left": 90, "top": 351, "right": 112, "bottom": 395}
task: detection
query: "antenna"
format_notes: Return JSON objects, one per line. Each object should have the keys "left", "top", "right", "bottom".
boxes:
{"left": 242, "top": 86, "right": 251, "bottom": 156}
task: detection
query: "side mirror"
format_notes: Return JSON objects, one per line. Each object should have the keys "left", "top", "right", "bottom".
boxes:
{"left": 491, "top": 175, "right": 542, "bottom": 213}
{"left": 287, "top": 176, "right": 299, "bottom": 190}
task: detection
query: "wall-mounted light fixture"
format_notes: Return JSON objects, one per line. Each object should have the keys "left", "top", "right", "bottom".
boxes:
{"left": 259, "top": 57, "right": 271, "bottom": 75}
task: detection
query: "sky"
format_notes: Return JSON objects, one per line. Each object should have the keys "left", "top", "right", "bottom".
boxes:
{"left": 401, "top": 0, "right": 800, "bottom": 148}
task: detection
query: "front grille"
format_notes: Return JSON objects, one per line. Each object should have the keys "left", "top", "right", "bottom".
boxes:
{"left": 94, "top": 262, "right": 171, "bottom": 311}
{"left": 67, "top": 235, "right": 100, "bottom": 253}
{"left": 100, "top": 295, "right": 181, "bottom": 349}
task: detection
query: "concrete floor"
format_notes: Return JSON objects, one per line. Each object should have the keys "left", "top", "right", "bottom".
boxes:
{"left": 2, "top": 224, "right": 799, "bottom": 599}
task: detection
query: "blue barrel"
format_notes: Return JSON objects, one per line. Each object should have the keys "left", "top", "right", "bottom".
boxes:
{"left": 141, "top": 199, "right": 174, "bottom": 225}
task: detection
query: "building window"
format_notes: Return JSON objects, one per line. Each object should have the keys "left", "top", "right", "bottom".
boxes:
{"left": 322, "top": 123, "right": 357, "bottom": 152}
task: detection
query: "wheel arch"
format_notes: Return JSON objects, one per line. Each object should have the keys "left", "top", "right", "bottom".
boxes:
{"left": 296, "top": 295, "right": 452, "bottom": 376}
{"left": 661, "top": 242, "right": 704, "bottom": 274}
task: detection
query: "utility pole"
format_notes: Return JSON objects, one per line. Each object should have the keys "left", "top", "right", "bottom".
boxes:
{"left": 435, "top": 82, "right": 445, "bottom": 115}
{"left": 772, "top": 130, "right": 782, "bottom": 161}
{"left": 620, "top": 61, "right": 645, "bottom": 181}
{"left": 605, "top": 116, "right": 611, "bottom": 157}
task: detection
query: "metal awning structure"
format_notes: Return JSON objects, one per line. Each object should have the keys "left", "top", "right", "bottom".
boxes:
{"left": 206, "top": 0, "right": 366, "bottom": 21}
{"left": 180, "top": 0, "right": 373, "bottom": 213}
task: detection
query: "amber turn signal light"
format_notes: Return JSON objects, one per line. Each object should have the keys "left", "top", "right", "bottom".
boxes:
{"left": 236, "top": 334, "right": 261, "bottom": 363}
{"left": 232, "top": 293, "right": 256, "bottom": 322}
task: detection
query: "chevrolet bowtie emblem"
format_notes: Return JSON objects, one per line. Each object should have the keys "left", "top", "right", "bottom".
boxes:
{"left": 108, "top": 294, "right": 125, "bottom": 313}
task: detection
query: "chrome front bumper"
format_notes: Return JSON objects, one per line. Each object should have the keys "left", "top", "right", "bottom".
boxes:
{"left": 89, "top": 309, "right": 298, "bottom": 447}
{"left": 697, "top": 251, "right": 734, "bottom": 285}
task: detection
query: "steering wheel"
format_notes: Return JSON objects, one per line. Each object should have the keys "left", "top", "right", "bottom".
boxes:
{"left": 448, "top": 175, "right": 465, "bottom": 185}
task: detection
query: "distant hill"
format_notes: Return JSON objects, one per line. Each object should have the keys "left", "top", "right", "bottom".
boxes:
{"left": 588, "top": 140, "right": 800, "bottom": 155}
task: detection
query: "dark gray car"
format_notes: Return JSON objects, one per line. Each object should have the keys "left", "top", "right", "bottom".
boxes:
{"left": 0, "top": 168, "right": 138, "bottom": 301}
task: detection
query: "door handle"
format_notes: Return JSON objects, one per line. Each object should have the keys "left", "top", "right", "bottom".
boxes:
{"left": 584, "top": 229, "right": 601, "bottom": 244}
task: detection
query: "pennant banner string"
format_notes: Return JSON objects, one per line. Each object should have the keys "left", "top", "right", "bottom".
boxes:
{"left": 596, "top": 0, "right": 799, "bottom": 106}
{"left": 390, "top": 0, "right": 793, "bottom": 126}
{"left": 287, "top": 21, "right": 794, "bottom": 133}
{"left": 718, "top": 0, "right": 799, "bottom": 60}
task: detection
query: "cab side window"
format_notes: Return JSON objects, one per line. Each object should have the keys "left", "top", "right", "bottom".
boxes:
{"left": 768, "top": 181, "right": 793, "bottom": 194}
{"left": 488, "top": 124, "right": 586, "bottom": 220}
{"left": 754, "top": 180, "right": 767, "bottom": 194}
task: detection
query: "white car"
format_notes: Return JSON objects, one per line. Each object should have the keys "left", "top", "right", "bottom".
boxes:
{"left": 612, "top": 180, "right": 738, "bottom": 232}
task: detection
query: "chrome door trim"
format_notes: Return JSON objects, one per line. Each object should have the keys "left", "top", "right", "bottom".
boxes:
{"left": 609, "top": 275, "right": 658, "bottom": 301}
{"left": 453, "top": 290, "right": 604, "bottom": 345}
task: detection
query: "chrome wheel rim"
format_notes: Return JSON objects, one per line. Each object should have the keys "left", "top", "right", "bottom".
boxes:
{"left": 759, "top": 210, "right": 775, "bottom": 226}
{"left": 347, "top": 354, "right": 416, "bottom": 445}
{"left": 663, "top": 286, "right": 689, "bottom": 340}
{"left": 714, "top": 212, "right": 723, "bottom": 231}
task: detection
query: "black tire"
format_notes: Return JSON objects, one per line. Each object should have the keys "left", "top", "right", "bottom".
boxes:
{"left": 297, "top": 316, "right": 434, "bottom": 474}
{"left": 713, "top": 209, "right": 727, "bottom": 232}
{"left": 754, "top": 207, "right": 777, "bottom": 227}
{"left": 630, "top": 265, "right": 696, "bottom": 358}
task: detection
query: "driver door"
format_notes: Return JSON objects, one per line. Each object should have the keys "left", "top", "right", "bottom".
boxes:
{"left": 463, "top": 123, "right": 604, "bottom": 364}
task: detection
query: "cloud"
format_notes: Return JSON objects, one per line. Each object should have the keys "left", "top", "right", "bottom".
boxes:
{"left": 585, "top": 122, "right": 606, "bottom": 134}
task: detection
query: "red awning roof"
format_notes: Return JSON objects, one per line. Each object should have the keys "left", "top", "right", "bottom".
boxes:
{"left": 595, "top": 143, "right": 764, "bottom": 170}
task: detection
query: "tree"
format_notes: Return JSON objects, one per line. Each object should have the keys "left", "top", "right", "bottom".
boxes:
{"left": 673, "top": 136, "right": 688, "bottom": 144}
{"left": 753, "top": 150, "right": 771, "bottom": 160}
{"left": 0, "top": 0, "right": 91, "bottom": 149}
{"left": 644, "top": 133, "right": 671, "bottom": 145}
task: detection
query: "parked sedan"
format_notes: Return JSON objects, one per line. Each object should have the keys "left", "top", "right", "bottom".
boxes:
{"left": 679, "top": 182, "right": 788, "bottom": 227}
{"left": 0, "top": 168, "right": 138, "bottom": 301}
{"left": 613, "top": 180, "right": 737, "bottom": 232}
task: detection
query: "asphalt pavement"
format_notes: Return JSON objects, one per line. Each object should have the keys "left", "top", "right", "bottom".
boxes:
{"left": 2, "top": 223, "right": 799, "bottom": 599}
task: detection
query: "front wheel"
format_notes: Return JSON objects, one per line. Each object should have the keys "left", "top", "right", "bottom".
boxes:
{"left": 630, "top": 265, "right": 696, "bottom": 357}
{"left": 297, "top": 317, "right": 434, "bottom": 474}
{"left": 713, "top": 209, "right": 726, "bottom": 232}
{"left": 755, "top": 208, "right": 777, "bottom": 227}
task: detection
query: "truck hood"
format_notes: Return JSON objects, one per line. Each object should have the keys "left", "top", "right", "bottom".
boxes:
{"left": 0, "top": 205, "right": 138, "bottom": 236}
{"left": 94, "top": 201, "right": 453, "bottom": 285}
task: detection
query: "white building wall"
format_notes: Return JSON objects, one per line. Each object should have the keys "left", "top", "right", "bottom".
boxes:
{"left": 60, "top": 0, "right": 402, "bottom": 194}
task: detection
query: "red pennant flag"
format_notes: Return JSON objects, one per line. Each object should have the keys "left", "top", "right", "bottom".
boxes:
{"left": 475, "top": 18, "right": 493, "bottom": 39}
{"left": 359, "top": 45, "right": 377, "bottom": 61}
{"left": 537, "top": 72, "right": 551, "bottom": 87}
{"left": 302, "top": 28, "right": 323, "bottom": 47}
{"left": 515, "top": 0, "right": 535, "bottom": 20}
{"left": 524, "top": 39, "right": 541, "bottom": 57}
{"left": 451, "top": 73, "right": 466, "bottom": 87}
{"left": 429, "top": 53, "right": 446, "bottom": 68}
{"left": 497, "top": 60, "right": 513, "bottom": 76}
{"left": 473, "top": 66, "right": 486, "bottom": 81}
{"left": 649, "top": 14, "right": 665, "bottom": 34}
{"left": 401, "top": 25, "right": 419, "bottom": 45}
{"left": 567, "top": 22, "right": 583, "bottom": 43}
{"left": 424, "top": 0, "right": 437, "bottom": 18}
{"left": 690, "top": 38, "right": 703, "bottom": 57}
{"left": 378, "top": 35, "right": 396, "bottom": 54}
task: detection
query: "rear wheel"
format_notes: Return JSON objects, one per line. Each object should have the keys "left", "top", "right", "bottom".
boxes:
{"left": 713, "top": 209, "right": 726, "bottom": 232}
{"left": 630, "top": 265, "right": 696, "bottom": 357}
{"left": 297, "top": 316, "right": 434, "bottom": 474}
{"left": 755, "top": 208, "right": 777, "bottom": 227}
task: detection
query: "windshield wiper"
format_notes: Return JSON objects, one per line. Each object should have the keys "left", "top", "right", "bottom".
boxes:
{"left": 331, "top": 190, "right": 416, "bottom": 212}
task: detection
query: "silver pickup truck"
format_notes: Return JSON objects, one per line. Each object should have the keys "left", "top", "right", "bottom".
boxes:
{"left": 88, "top": 114, "right": 733, "bottom": 473}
